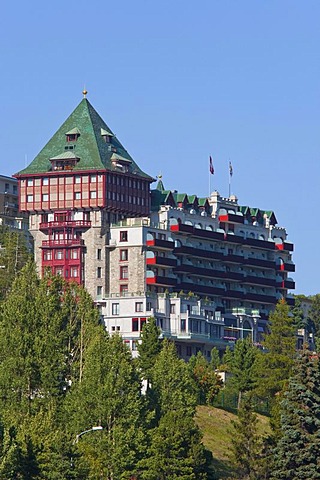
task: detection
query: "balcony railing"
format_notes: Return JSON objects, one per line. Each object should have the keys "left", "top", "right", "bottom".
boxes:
{"left": 41, "top": 239, "right": 84, "bottom": 247}
{"left": 40, "top": 220, "right": 91, "bottom": 230}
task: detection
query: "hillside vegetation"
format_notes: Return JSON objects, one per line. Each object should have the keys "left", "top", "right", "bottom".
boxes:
{"left": 196, "top": 405, "right": 271, "bottom": 479}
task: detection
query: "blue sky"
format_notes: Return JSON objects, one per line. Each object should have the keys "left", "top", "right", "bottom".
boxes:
{"left": 1, "top": 0, "right": 319, "bottom": 295}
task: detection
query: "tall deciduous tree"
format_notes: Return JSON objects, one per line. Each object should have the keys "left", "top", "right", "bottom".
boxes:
{"left": 271, "top": 349, "right": 320, "bottom": 479}
{"left": 188, "top": 352, "right": 223, "bottom": 405}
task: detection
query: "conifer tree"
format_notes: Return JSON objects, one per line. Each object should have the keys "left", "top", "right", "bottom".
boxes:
{"left": 259, "top": 300, "right": 296, "bottom": 397}
{"left": 229, "top": 395, "right": 265, "bottom": 479}
{"left": 210, "top": 347, "right": 220, "bottom": 370}
{"left": 137, "top": 316, "right": 161, "bottom": 387}
{"left": 140, "top": 340, "right": 211, "bottom": 479}
{"left": 68, "top": 331, "right": 145, "bottom": 480}
{"left": 271, "top": 349, "right": 320, "bottom": 479}
{"left": 229, "top": 337, "right": 258, "bottom": 408}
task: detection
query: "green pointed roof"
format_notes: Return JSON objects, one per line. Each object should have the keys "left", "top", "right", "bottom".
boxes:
{"left": 16, "top": 98, "right": 153, "bottom": 180}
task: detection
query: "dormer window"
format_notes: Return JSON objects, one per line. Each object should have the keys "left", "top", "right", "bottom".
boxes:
{"left": 65, "top": 128, "right": 80, "bottom": 143}
{"left": 50, "top": 151, "right": 80, "bottom": 171}
{"left": 101, "top": 128, "right": 114, "bottom": 144}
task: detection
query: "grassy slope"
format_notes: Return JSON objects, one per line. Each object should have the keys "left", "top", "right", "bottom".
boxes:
{"left": 195, "top": 405, "right": 271, "bottom": 479}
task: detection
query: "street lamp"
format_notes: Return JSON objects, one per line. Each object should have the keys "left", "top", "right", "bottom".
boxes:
{"left": 74, "top": 426, "right": 103, "bottom": 444}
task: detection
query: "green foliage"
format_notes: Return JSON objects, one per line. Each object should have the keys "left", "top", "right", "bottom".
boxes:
{"left": 210, "top": 347, "right": 220, "bottom": 370}
{"left": 271, "top": 349, "right": 320, "bottom": 479}
{"left": 309, "top": 294, "right": 320, "bottom": 338}
{"left": 0, "top": 226, "right": 31, "bottom": 301}
{"left": 140, "top": 340, "right": 211, "bottom": 479}
{"left": 256, "top": 300, "right": 296, "bottom": 400}
{"left": 221, "top": 346, "right": 233, "bottom": 372}
{"left": 137, "top": 316, "right": 161, "bottom": 386}
{"left": 229, "top": 396, "right": 266, "bottom": 479}
{"left": 188, "top": 352, "right": 223, "bottom": 405}
{"left": 68, "top": 332, "right": 146, "bottom": 479}
{"left": 229, "top": 338, "right": 258, "bottom": 408}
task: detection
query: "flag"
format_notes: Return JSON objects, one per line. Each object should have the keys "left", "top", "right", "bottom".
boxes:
{"left": 209, "top": 156, "right": 214, "bottom": 175}
{"left": 229, "top": 161, "right": 233, "bottom": 177}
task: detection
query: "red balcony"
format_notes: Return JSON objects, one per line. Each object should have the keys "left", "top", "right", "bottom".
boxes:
{"left": 146, "top": 276, "right": 176, "bottom": 287}
{"left": 41, "top": 239, "right": 84, "bottom": 248}
{"left": 146, "top": 256, "right": 177, "bottom": 267}
{"left": 277, "top": 262, "right": 295, "bottom": 273}
{"left": 146, "top": 238, "right": 175, "bottom": 250}
{"left": 218, "top": 213, "right": 244, "bottom": 224}
{"left": 40, "top": 220, "right": 91, "bottom": 231}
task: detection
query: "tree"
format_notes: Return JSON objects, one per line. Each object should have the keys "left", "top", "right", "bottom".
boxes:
{"left": 229, "top": 338, "right": 258, "bottom": 409}
{"left": 188, "top": 352, "right": 223, "bottom": 405}
{"left": 256, "top": 300, "right": 296, "bottom": 399}
{"left": 309, "top": 294, "right": 320, "bottom": 338}
{"left": 0, "top": 226, "right": 31, "bottom": 301}
{"left": 229, "top": 396, "right": 265, "bottom": 479}
{"left": 210, "top": 347, "right": 220, "bottom": 370}
{"left": 67, "top": 332, "right": 146, "bottom": 480}
{"left": 139, "top": 340, "right": 211, "bottom": 479}
{"left": 137, "top": 317, "right": 161, "bottom": 388}
{"left": 271, "top": 349, "right": 320, "bottom": 479}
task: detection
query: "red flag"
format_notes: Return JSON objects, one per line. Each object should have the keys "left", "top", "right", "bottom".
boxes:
{"left": 209, "top": 156, "right": 214, "bottom": 175}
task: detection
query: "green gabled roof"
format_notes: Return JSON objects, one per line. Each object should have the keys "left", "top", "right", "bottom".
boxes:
{"left": 173, "top": 192, "right": 188, "bottom": 203}
{"left": 50, "top": 151, "right": 80, "bottom": 161}
{"left": 16, "top": 98, "right": 153, "bottom": 180}
{"left": 151, "top": 189, "right": 176, "bottom": 211}
{"left": 188, "top": 195, "right": 198, "bottom": 204}
{"left": 239, "top": 206, "right": 250, "bottom": 215}
{"left": 198, "top": 197, "right": 209, "bottom": 207}
{"left": 155, "top": 178, "right": 165, "bottom": 192}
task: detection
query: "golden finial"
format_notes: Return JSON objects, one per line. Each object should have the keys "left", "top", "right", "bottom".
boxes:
{"left": 82, "top": 89, "right": 88, "bottom": 98}
{"left": 157, "top": 172, "right": 162, "bottom": 180}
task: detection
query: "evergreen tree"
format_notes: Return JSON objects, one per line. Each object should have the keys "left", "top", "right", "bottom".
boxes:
{"left": 229, "top": 338, "right": 258, "bottom": 408}
{"left": 221, "top": 345, "right": 233, "bottom": 371}
{"left": 137, "top": 316, "right": 161, "bottom": 387}
{"left": 210, "top": 347, "right": 220, "bottom": 370}
{"left": 229, "top": 396, "right": 265, "bottom": 479}
{"left": 68, "top": 331, "right": 145, "bottom": 480}
{"left": 271, "top": 349, "right": 320, "bottom": 479}
{"left": 256, "top": 300, "right": 296, "bottom": 398}
{"left": 140, "top": 340, "right": 211, "bottom": 479}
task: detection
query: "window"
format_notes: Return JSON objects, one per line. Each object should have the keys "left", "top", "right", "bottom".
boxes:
{"left": 90, "top": 191, "right": 97, "bottom": 199}
{"left": 120, "top": 265, "right": 128, "bottom": 280}
{"left": 27, "top": 179, "right": 33, "bottom": 186}
{"left": 132, "top": 318, "right": 139, "bottom": 331}
{"left": 75, "top": 176, "right": 81, "bottom": 184}
{"left": 120, "top": 249, "right": 128, "bottom": 261}
{"left": 43, "top": 251, "right": 52, "bottom": 261}
{"left": 97, "top": 286, "right": 102, "bottom": 296}
{"left": 120, "top": 231, "right": 128, "bottom": 242}
{"left": 97, "top": 267, "right": 102, "bottom": 278}
{"left": 55, "top": 250, "right": 63, "bottom": 260}
{"left": 13, "top": 185, "right": 17, "bottom": 195}
{"left": 112, "top": 303, "right": 119, "bottom": 315}
{"left": 26, "top": 194, "right": 33, "bottom": 202}
{"left": 42, "top": 193, "right": 49, "bottom": 202}
{"left": 146, "top": 302, "right": 152, "bottom": 311}
{"left": 71, "top": 249, "right": 78, "bottom": 259}
{"left": 140, "top": 318, "right": 147, "bottom": 331}
{"left": 74, "top": 192, "right": 81, "bottom": 200}
{"left": 170, "top": 304, "right": 176, "bottom": 314}
{"left": 90, "top": 174, "right": 97, "bottom": 182}
{"left": 97, "top": 249, "right": 102, "bottom": 260}
{"left": 71, "top": 267, "right": 78, "bottom": 278}
{"left": 135, "top": 302, "right": 143, "bottom": 312}
{"left": 4, "top": 183, "right": 9, "bottom": 192}
{"left": 120, "top": 284, "right": 128, "bottom": 296}
{"left": 55, "top": 267, "right": 63, "bottom": 276}
{"left": 42, "top": 177, "right": 49, "bottom": 186}
{"left": 181, "top": 319, "right": 186, "bottom": 331}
